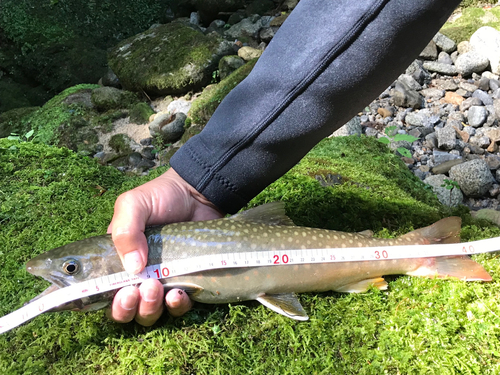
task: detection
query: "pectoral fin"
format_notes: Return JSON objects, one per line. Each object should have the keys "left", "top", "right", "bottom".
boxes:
{"left": 335, "top": 277, "right": 388, "bottom": 293}
{"left": 256, "top": 293, "right": 309, "bottom": 321}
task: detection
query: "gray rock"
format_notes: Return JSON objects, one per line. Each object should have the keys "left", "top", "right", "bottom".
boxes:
{"left": 218, "top": 55, "right": 245, "bottom": 79}
{"left": 422, "top": 61, "right": 458, "bottom": 75}
{"left": 497, "top": 169, "right": 500, "bottom": 182}
{"left": 433, "top": 32, "right": 457, "bottom": 53}
{"left": 490, "top": 79, "right": 500, "bottom": 91}
{"left": 225, "top": 16, "right": 265, "bottom": 39}
{"left": 456, "top": 88, "right": 471, "bottom": 98}
{"left": 406, "top": 59, "right": 432, "bottom": 85}
{"left": 486, "top": 155, "right": 500, "bottom": 170}
{"left": 470, "top": 26, "right": 500, "bottom": 74}
{"left": 432, "top": 78, "right": 458, "bottom": 91}
{"left": 455, "top": 51, "right": 490, "bottom": 76}
{"left": 405, "top": 111, "right": 427, "bottom": 127}
{"left": 136, "top": 158, "right": 156, "bottom": 172}
{"left": 397, "top": 74, "right": 422, "bottom": 91}
{"left": 332, "top": 117, "right": 362, "bottom": 137}
{"left": 457, "top": 41, "right": 472, "bottom": 55}
{"left": 149, "top": 112, "right": 187, "bottom": 143}
{"left": 433, "top": 150, "right": 461, "bottom": 164}
{"left": 431, "top": 159, "right": 464, "bottom": 175}
{"left": 259, "top": 27, "right": 275, "bottom": 43}
{"left": 472, "top": 89, "right": 493, "bottom": 105}
{"left": 128, "top": 152, "right": 143, "bottom": 167}
{"left": 468, "top": 106, "right": 488, "bottom": 127}
{"left": 421, "top": 88, "right": 444, "bottom": 100}
{"left": 478, "top": 77, "right": 490, "bottom": 91}
{"left": 449, "top": 159, "right": 496, "bottom": 197}
{"left": 459, "top": 82, "right": 478, "bottom": 93}
{"left": 392, "top": 81, "right": 424, "bottom": 109}
{"left": 437, "top": 51, "right": 453, "bottom": 65}
{"left": 483, "top": 71, "right": 500, "bottom": 80}
{"left": 420, "top": 40, "right": 438, "bottom": 60}
{"left": 424, "top": 174, "right": 463, "bottom": 207}
{"left": 436, "top": 126, "right": 457, "bottom": 151}
{"left": 101, "top": 68, "right": 121, "bottom": 88}
{"left": 460, "top": 97, "right": 483, "bottom": 111}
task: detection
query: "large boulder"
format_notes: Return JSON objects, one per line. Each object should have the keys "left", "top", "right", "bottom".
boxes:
{"left": 108, "top": 23, "right": 232, "bottom": 96}
{"left": 470, "top": 26, "right": 500, "bottom": 75}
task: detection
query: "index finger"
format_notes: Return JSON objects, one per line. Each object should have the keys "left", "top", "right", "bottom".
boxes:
{"left": 108, "top": 192, "right": 149, "bottom": 274}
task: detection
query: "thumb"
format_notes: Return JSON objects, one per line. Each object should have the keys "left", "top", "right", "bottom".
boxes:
{"left": 108, "top": 191, "right": 149, "bottom": 274}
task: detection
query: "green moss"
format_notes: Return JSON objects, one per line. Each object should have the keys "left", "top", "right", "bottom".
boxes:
{"left": 189, "top": 58, "right": 258, "bottom": 125}
{"left": 250, "top": 136, "right": 442, "bottom": 232}
{"left": 22, "top": 84, "right": 100, "bottom": 145}
{"left": 441, "top": 7, "right": 500, "bottom": 42}
{"left": 1, "top": 136, "right": 499, "bottom": 374}
{"left": 129, "top": 102, "right": 155, "bottom": 124}
{"left": 108, "top": 23, "right": 224, "bottom": 95}
{"left": 91, "top": 87, "right": 139, "bottom": 112}
{"left": 108, "top": 134, "right": 133, "bottom": 154}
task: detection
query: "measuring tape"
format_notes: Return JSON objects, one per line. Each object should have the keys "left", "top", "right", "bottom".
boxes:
{"left": 1, "top": 236, "right": 499, "bottom": 334}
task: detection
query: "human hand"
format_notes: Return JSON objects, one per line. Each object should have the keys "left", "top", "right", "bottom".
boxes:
{"left": 107, "top": 168, "right": 223, "bottom": 325}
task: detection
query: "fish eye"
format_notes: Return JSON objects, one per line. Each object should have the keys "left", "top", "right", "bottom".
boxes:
{"left": 62, "top": 259, "right": 79, "bottom": 275}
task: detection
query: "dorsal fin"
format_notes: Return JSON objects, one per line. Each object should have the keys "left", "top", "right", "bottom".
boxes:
{"left": 230, "top": 202, "right": 295, "bottom": 226}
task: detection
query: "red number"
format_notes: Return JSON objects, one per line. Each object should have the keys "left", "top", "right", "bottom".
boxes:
{"left": 330, "top": 255, "right": 336, "bottom": 261}
{"left": 375, "top": 250, "right": 389, "bottom": 259}
{"left": 38, "top": 303, "right": 44, "bottom": 312}
{"left": 221, "top": 260, "right": 227, "bottom": 266}
{"left": 95, "top": 285, "right": 99, "bottom": 292}
{"left": 463, "top": 246, "right": 475, "bottom": 254}
{"left": 273, "top": 254, "right": 289, "bottom": 264}
{"left": 162, "top": 267, "right": 169, "bottom": 277}
{"left": 153, "top": 269, "right": 160, "bottom": 278}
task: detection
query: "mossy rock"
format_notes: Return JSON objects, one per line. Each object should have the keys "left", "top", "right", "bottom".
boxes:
{"left": 90, "top": 87, "right": 139, "bottom": 112}
{"left": 108, "top": 22, "right": 231, "bottom": 96}
{"left": 129, "top": 102, "right": 155, "bottom": 124}
{"left": 21, "top": 84, "right": 100, "bottom": 146}
{"left": 0, "top": 106, "right": 39, "bottom": 138}
{"left": 189, "top": 58, "right": 258, "bottom": 125}
{"left": 108, "top": 133, "right": 134, "bottom": 154}
{"left": 1, "top": 136, "right": 500, "bottom": 374}
{"left": 441, "top": 7, "right": 500, "bottom": 43}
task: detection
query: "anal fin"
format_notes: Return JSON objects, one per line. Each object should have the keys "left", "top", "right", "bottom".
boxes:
{"left": 335, "top": 277, "right": 388, "bottom": 293}
{"left": 256, "top": 293, "right": 309, "bottom": 321}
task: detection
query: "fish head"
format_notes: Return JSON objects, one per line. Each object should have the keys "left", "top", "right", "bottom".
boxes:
{"left": 26, "top": 234, "right": 123, "bottom": 312}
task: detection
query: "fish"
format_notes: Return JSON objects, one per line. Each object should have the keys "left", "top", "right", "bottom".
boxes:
{"left": 26, "top": 203, "right": 492, "bottom": 321}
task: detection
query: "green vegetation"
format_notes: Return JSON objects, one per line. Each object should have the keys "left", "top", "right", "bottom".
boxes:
{"left": 189, "top": 58, "right": 258, "bottom": 125}
{"left": 378, "top": 125, "right": 418, "bottom": 159}
{"left": 1, "top": 136, "right": 499, "bottom": 374}
{"left": 441, "top": 6, "right": 500, "bottom": 42}
{"left": 129, "top": 102, "right": 155, "bottom": 124}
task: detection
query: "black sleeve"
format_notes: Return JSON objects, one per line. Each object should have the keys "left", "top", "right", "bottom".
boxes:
{"left": 170, "top": 0, "right": 461, "bottom": 214}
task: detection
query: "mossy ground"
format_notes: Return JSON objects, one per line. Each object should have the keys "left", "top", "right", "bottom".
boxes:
{"left": 1, "top": 136, "right": 500, "bottom": 374}
{"left": 441, "top": 6, "right": 500, "bottom": 43}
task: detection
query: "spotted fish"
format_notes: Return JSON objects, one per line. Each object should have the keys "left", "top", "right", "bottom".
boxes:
{"left": 26, "top": 203, "right": 491, "bottom": 320}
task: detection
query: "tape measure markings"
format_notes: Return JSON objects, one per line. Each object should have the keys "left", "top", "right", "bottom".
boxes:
{"left": 1, "top": 237, "right": 499, "bottom": 334}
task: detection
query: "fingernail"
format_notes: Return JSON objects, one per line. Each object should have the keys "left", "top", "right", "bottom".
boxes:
{"left": 143, "top": 285, "right": 160, "bottom": 303}
{"left": 120, "top": 293, "right": 139, "bottom": 311}
{"left": 124, "top": 251, "right": 143, "bottom": 274}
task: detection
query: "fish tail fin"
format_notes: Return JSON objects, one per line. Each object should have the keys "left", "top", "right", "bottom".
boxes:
{"left": 407, "top": 256, "right": 492, "bottom": 281}
{"left": 400, "top": 217, "right": 461, "bottom": 244}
